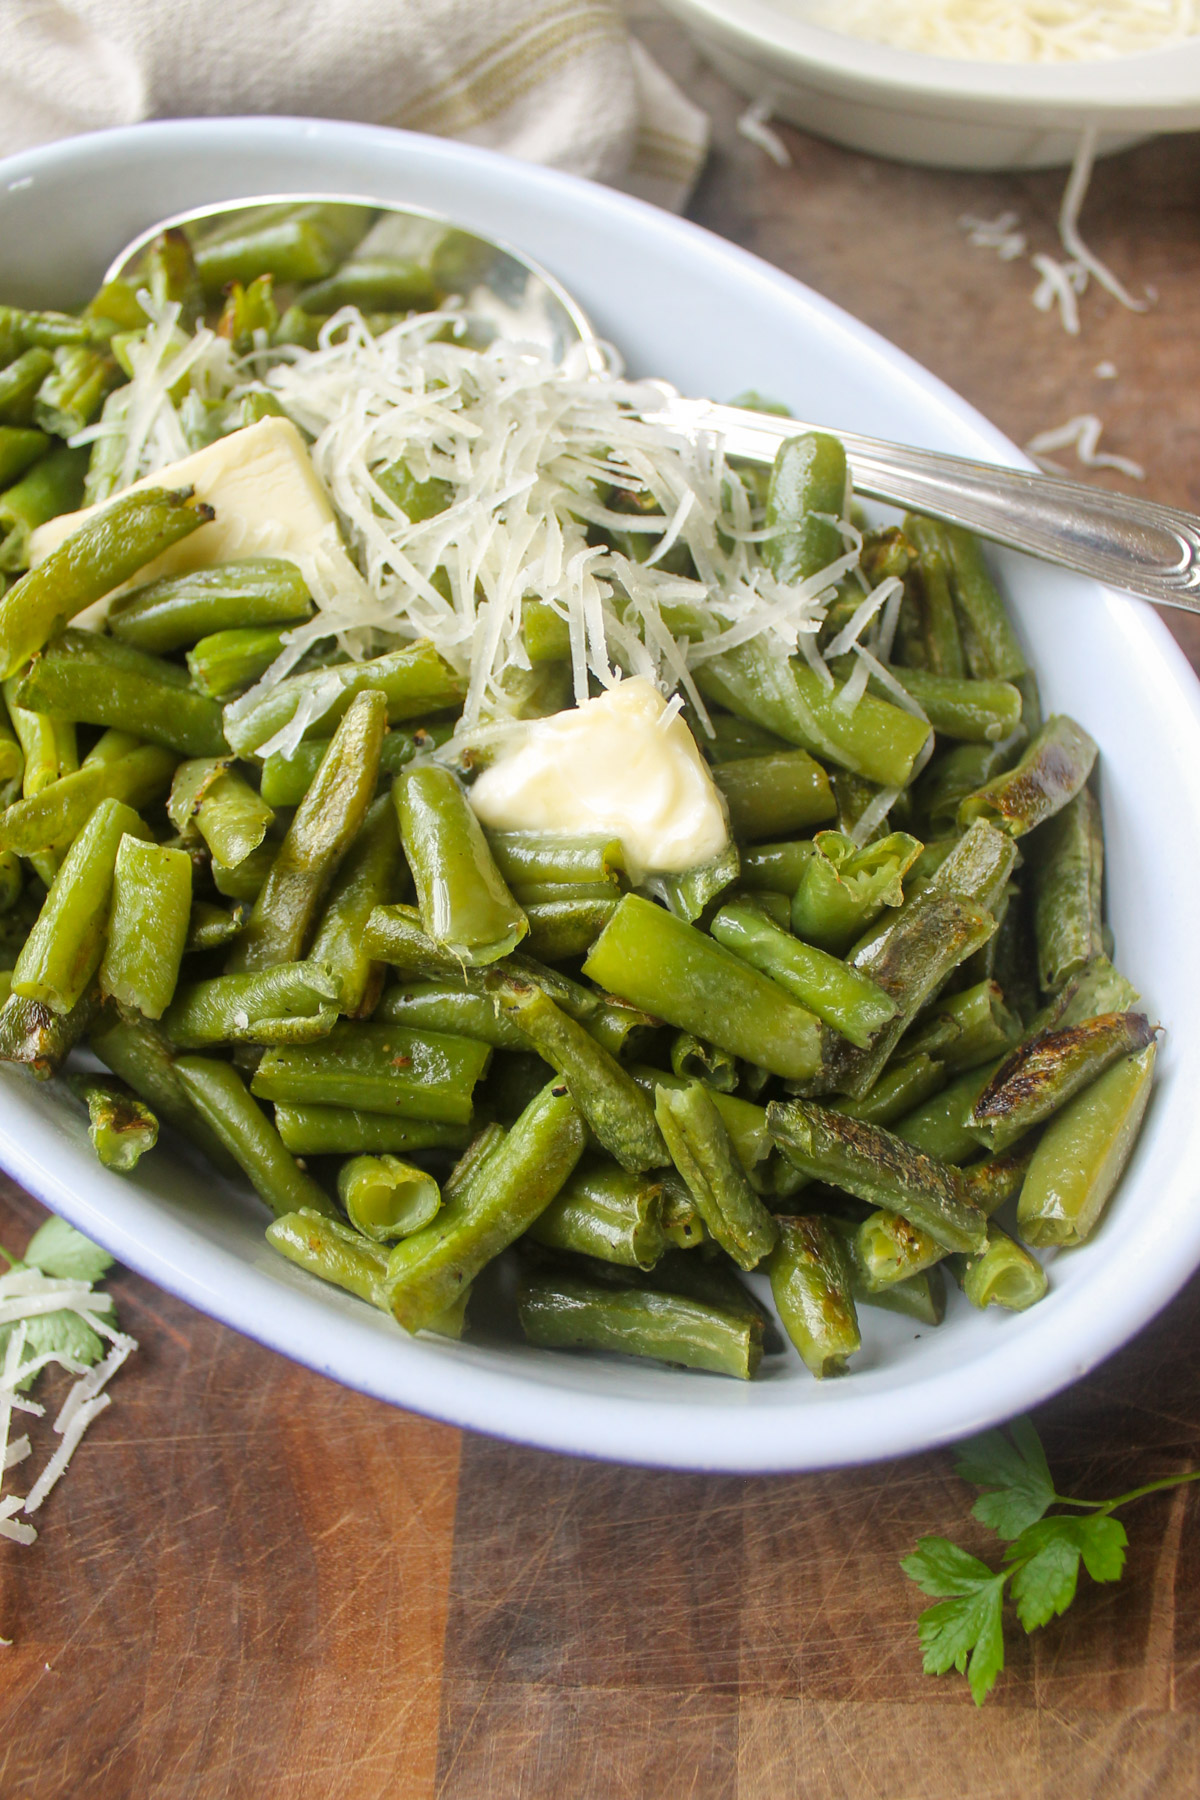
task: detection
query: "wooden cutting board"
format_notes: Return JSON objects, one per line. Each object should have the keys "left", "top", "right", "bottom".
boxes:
{"left": 4, "top": 22, "right": 1200, "bottom": 1796}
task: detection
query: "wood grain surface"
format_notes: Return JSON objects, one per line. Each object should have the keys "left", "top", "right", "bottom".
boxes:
{"left": 4, "top": 18, "right": 1200, "bottom": 1796}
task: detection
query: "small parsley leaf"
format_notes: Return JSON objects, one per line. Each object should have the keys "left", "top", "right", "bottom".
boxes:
{"left": 24, "top": 1217, "right": 113, "bottom": 1284}
{"left": 1006, "top": 1515, "right": 1127, "bottom": 1632}
{"left": 955, "top": 1418, "right": 1055, "bottom": 1540}
{"left": 0, "top": 1294, "right": 113, "bottom": 1388}
{"left": 914, "top": 1570, "right": 1008, "bottom": 1706}
{"left": 901, "top": 1536, "right": 996, "bottom": 1598}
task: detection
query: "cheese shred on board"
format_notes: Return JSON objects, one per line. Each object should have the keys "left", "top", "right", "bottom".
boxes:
{"left": 0, "top": 1219, "right": 136, "bottom": 1606}
{"left": 94, "top": 302, "right": 880, "bottom": 751}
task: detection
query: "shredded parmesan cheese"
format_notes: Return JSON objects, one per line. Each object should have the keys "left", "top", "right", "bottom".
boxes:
{"left": 1025, "top": 412, "right": 1145, "bottom": 478}
{"left": 737, "top": 98, "right": 792, "bottom": 166}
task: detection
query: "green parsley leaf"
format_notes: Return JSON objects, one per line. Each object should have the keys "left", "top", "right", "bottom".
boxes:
{"left": 915, "top": 1576, "right": 1008, "bottom": 1706}
{"left": 1006, "top": 1515, "right": 1127, "bottom": 1632}
{"left": 24, "top": 1217, "right": 113, "bottom": 1284}
{"left": 955, "top": 1417, "right": 1054, "bottom": 1540}
{"left": 900, "top": 1536, "right": 996, "bottom": 1598}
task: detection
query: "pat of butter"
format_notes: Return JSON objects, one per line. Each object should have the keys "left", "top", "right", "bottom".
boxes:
{"left": 27, "top": 415, "right": 352, "bottom": 593}
{"left": 468, "top": 677, "right": 729, "bottom": 879}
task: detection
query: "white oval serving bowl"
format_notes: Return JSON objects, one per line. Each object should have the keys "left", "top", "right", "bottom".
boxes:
{"left": 1, "top": 116, "right": 1198, "bottom": 1473}
{"left": 656, "top": 0, "right": 1200, "bottom": 169}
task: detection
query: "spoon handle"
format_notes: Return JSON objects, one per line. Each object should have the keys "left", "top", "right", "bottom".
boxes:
{"left": 656, "top": 396, "right": 1200, "bottom": 613}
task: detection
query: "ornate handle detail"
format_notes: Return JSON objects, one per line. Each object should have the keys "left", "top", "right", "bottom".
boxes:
{"left": 655, "top": 394, "right": 1200, "bottom": 613}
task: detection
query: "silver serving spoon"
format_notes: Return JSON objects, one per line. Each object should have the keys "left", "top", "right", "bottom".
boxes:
{"left": 109, "top": 194, "right": 1200, "bottom": 613}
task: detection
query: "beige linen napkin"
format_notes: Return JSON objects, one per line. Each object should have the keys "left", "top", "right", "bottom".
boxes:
{"left": 0, "top": 0, "right": 708, "bottom": 210}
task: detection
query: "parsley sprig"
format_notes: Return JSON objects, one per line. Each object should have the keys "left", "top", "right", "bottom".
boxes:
{"left": 901, "top": 1417, "right": 1200, "bottom": 1705}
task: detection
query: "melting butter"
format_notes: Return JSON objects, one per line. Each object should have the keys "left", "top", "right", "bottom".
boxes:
{"left": 468, "top": 678, "right": 729, "bottom": 880}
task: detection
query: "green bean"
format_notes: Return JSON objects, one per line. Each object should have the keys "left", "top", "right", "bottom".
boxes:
{"left": 892, "top": 1060, "right": 1004, "bottom": 1163}
{"left": 915, "top": 737, "right": 1025, "bottom": 831}
{"left": 855, "top": 1263, "right": 946, "bottom": 1326}
{"left": 871, "top": 664, "right": 1022, "bottom": 743}
{"left": 655, "top": 1081, "right": 777, "bottom": 1269}
{"left": 740, "top": 840, "right": 816, "bottom": 895}
{"left": 191, "top": 201, "right": 376, "bottom": 291}
{"left": 0, "top": 428, "right": 48, "bottom": 487}
{"left": 212, "top": 840, "right": 275, "bottom": 902}
{"left": 441, "top": 1123, "right": 507, "bottom": 1206}
{"left": 67, "top": 1071, "right": 158, "bottom": 1172}
{"left": 790, "top": 829, "right": 921, "bottom": 956}
{"left": 185, "top": 900, "right": 245, "bottom": 954}
{"left": 904, "top": 514, "right": 966, "bottom": 677}
{"left": 14, "top": 629, "right": 227, "bottom": 757}
{"left": 583, "top": 894, "right": 826, "bottom": 1080}
{"left": 252, "top": 1020, "right": 490, "bottom": 1123}
{"left": 306, "top": 795, "right": 402, "bottom": 1019}
{"left": 296, "top": 257, "right": 440, "bottom": 314}
{"left": 163, "top": 961, "right": 341, "bottom": 1048}
{"left": 527, "top": 1161, "right": 668, "bottom": 1270}
{"left": 0, "top": 984, "right": 98, "bottom": 1078}
{"left": 33, "top": 345, "right": 120, "bottom": 438}
{"left": 696, "top": 641, "right": 931, "bottom": 789}
{"left": 491, "top": 974, "right": 665, "bottom": 1171}
{"left": 960, "top": 1142, "right": 1037, "bottom": 1216}
{"left": 825, "top": 895, "right": 996, "bottom": 1099}
{"left": 850, "top": 1209, "right": 944, "bottom": 1292}
{"left": 966, "top": 1009, "right": 1155, "bottom": 1153}
{"left": 0, "top": 306, "right": 91, "bottom": 360}
{"left": 0, "top": 487, "right": 213, "bottom": 678}
{"left": 1017, "top": 1041, "right": 1155, "bottom": 1248}
{"left": 953, "top": 1224, "right": 1047, "bottom": 1312}
{"left": 338, "top": 1154, "right": 442, "bottom": 1242}
{"left": 374, "top": 457, "right": 453, "bottom": 522}
{"left": 267, "top": 1209, "right": 388, "bottom": 1308}
{"left": 0, "top": 444, "right": 88, "bottom": 573}
{"left": 11, "top": 798, "right": 147, "bottom": 1014}
{"left": 485, "top": 829, "right": 626, "bottom": 887}
{"left": 0, "top": 696, "right": 22, "bottom": 790}
{"left": 386, "top": 1079, "right": 586, "bottom": 1333}
{"left": 223, "top": 639, "right": 465, "bottom": 756}
{"left": 958, "top": 714, "right": 1098, "bottom": 837}
{"left": 703, "top": 712, "right": 790, "bottom": 762}
{"left": 659, "top": 1175, "right": 709, "bottom": 1249}
{"left": 710, "top": 901, "right": 897, "bottom": 1049}
{"left": 186, "top": 626, "right": 290, "bottom": 699}
{"left": 107, "top": 556, "right": 313, "bottom": 652}
{"left": 941, "top": 523, "right": 1028, "bottom": 683}
{"left": 525, "top": 897, "right": 621, "bottom": 961}
{"left": 902, "top": 979, "right": 1021, "bottom": 1074}
{"left": 764, "top": 431, "right": 849, "bottom": 584}
{"left": 84, "top": 1011, "right": 230, "bottom": 1171}
{"left": 711, "top": 749, "right": 836, "bottom": 840}
{"left": 168, "top": 758, "right": 274, "bottom": 870}
{"left": 0, "top": 348, "right": 55, "bottom": 425}
{"left": 0, "top": 852, "right": 21, "bottom": 914}
{"left": 669, "top": 1031, "right": 739, "bottom": 1092}
{"left": 3, "top": 680, "right": 76, "bottom": 796}
{"left": 1032, "top": 787, "right": 1104, "bottom": 993}
{"left": 99, "top": 836, "right": 192, "bottom": 1019}
{"left": 378, "top": 982, "right": 525, "bottom": 1049}
{"left": 0, "top": 739, "right": 175, "bottom": 856}
{"left": 228, "top": 688, "right": 385, "bottom": 972}
{"left": 259, "top": 717, "right": 454, "bottom": 807}
{"left": 172, "top": 1055, "right": 336, "bottom": 1219}
{"left": 654, "top": 841, "right": 740, "bottom": 924}
{"left": 766, "top": 1215, "right": 860, "bottom": 1378}
{"left": 1053, "top": 954, "right": 1139, "bottom": 1026}
{"left": 397, "top": 764, "right": 527, "bottom": 967}
{"left": 767, "top": 1098, "right": 986, "bottom": 1253}
{"left": 517, "top": 1265, "right": 762, "bottom": 1379}
{"left": 363, "top": 904, "right": 602, "bottom": 1021}
{"left": 833, "top": 1054, "right": 945, "bottom": 1127}
{"left": 273, "top": 1104, "right": 469, "bottom": 1157}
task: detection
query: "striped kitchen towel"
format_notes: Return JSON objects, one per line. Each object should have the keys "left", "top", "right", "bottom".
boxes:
{"left": 0, "top": 0, "right": 709, "bottom": 210}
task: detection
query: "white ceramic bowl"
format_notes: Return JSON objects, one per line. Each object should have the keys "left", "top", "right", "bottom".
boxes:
{"left": 1, "top": 116, "right": 1198, "bottom": 1472}
{"left": 657, "top": 0, "right": 1200, "bottom": 169}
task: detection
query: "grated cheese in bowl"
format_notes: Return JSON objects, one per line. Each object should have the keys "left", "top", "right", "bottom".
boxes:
{"left": 800, "top": 0, "right": 1200, "bottom": 62}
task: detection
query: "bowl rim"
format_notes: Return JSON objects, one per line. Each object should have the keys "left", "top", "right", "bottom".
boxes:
{"left": 658, "top": 0, "right": 1200, "bottom": 115}
{"left": 2, "top": 114, "right": 1199, "bottom": 1473}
